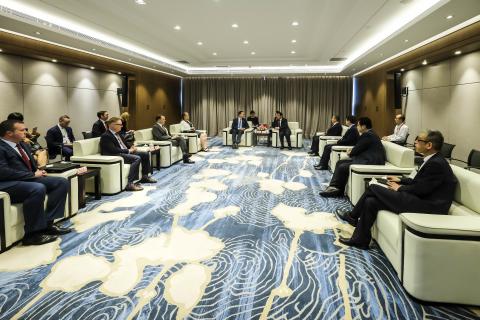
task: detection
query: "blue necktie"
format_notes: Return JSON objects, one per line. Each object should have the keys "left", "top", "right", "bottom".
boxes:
{"left": 238, "top": 118, "right": 241, "bottom": 129}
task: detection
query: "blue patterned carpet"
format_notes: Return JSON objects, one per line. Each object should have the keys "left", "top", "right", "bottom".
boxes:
{"left": 0, "top": 138, "right": 478, "bottom": 320}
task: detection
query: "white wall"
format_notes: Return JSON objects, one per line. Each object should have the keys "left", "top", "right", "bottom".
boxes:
{"left": 0, "top": 54, "right": 123, "bottom": 146}
{"left": 401, "top": 50, "right": 480, "bottom": 162}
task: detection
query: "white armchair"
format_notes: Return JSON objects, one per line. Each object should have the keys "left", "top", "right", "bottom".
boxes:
{"left": 71, "top": 138, "right": 136, "bottom": 195}
{"left": 169, "top": 124, "right": 202, "bottom": 154}
{"left": 271, "top": 121, "right": 303, "bottom": 148}
{"left": 372, "top": 165, "right": 480, "bottom": 305}
{"left": 134, "top": 128, "right": 183, "bottom": 167}
{"left": 0, "top": 169, "right": 78, "bottom": 251}
{"left": 222, "top": 121, "right": 254, "bottom": 147}
{"left": 318, "top": 125, "right": 348, "bottom": 155}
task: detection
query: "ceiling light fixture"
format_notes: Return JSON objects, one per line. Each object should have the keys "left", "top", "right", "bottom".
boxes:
{"left": 400, "top": 68, "right": 405, "bottom": 72}
{"left": 290, "top": 51, "right": 296, "bottom": 54}
{"left": 291, "top": 21, "right": 299, "bottom": 26}
{"left": 92, "top": 48, "right": 96, "bottom": 51}
{"left": 422, "top": 59, "right": 427, "bottom": 65}
{"left": 243, "top": 40, "right": 249, "bottom": 44}
{"left": 446, "top": 15, "right": 453, "bottom": 19}
{"left": 135, "top": 0, "right": 146, "bottom": 5}
{"left": 212, "top": 52, "right": 217, "bottom": 56}
{"left": 404, "top": 39, "right": 409, "bottom": 42}
{"left": 174, "top": 25, "right": 181, "bottom": 30}
{"left": 251, "top": 51, "right": 256, "bottom": 55}
{"left": 291, "top": 39, "right": 297, "bottom": 43}
{"left": 197, "top": 41, "right": 203, "bottom": 46}
{"left": 0, "top": 49, "right": 3, "bottom": 52}
{"left": 232, "top": 23, "right": 239, "bottom": 28}
{"left": 35, "top": 31, "right": 41, "bottom": 35}
{"left": 90, "top": 66, "right": 95, "bottom": 69}
{"left": 117, "top": 72, "right": 121, "bottom": 74}
{"left": 454, "top": 50, "right": 462, "bottom": 55}
{"left": 51, "top": 59, "right": 57, "bottom": 63}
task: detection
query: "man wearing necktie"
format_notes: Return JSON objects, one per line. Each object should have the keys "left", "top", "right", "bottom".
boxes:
{"left": 336, "top": 130, "right": 457, "bottom": 250}
{"left": 152, "top": 115, "right": 194, "bottom": 163}
{"left": 0, "top": 120, "right": 71, "bottom": 246}
{"left": 230, "top": 110, "right": 249, "bottom": 149}
{"left": 100, "top": 117, "right": 157, "bottom": 192}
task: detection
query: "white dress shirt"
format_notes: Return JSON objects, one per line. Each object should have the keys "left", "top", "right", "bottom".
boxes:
{"left": 180, "top": 120, "right": 193, "bottom": 131}
{"left": 57, "top": 124, "right": 71, "bottom": 144}
{"left": 387, "top": 123, "right": 409, "bottom": 143}
{"left": 1, "top": 138, "right": 21, "bottom": 156}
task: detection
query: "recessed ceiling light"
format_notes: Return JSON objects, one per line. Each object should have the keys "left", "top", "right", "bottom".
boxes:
{"left": 454, "top": 50, "right": 462, "bottom": 55}
{"left": 117, "top": 72, "right": 122, "bottom": 75}
{"left": 290, "top": 51, "right": 296, "bottom": 54}
{"left": 400, "top": 68, "right": 405, "bottom": 72}
{"left": 212, "top": 52, "right": 217, "bottom": 56}
{"left": 291, "top": 39, "right": 297, "bottom": 43}
{"left": 92, "top": 48, "right": 96, "bottom": 51}
{"left": 135, "top": 0, "right": 146, "bottom": 4}
{"left": 422, "top": 59, "right": 427, "bottom": 65}
{"left": 404, "top": 39, "right": 409, "bottom": 43}
{"left": 0, "top": 49, "right": 3, "bottom": 52}
{"left": 51, "top": 59, "right": 57, "bottom": 63}
{"left": 291, "top": 21, "right": 299, "bottom": 26}
{"left": 243, "top": 40, "right": 249, "bottom": 44}
{"left": 232, "top": 23, "right": 239, "bottom": 28}
{"left": 197, "top": 41, "right": 203, "bottom": 46}
{"left": 446, "top": 15, "right": 453, "bottom": 19}
{"left": 35, "top": 31, "right": 41, "bottom": 35}
{"left": 90, "top": 66, "right": 95, "bottom": 69}
{"left": 251, "top": 51, "right": 256, "bottom": 55}
{"left": 174, "top": 25, "right": 181, "bottom": 30}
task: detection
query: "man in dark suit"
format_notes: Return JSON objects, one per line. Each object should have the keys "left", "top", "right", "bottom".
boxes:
{"left": 45, "top": 115, "right": 75, "bottom": 161}
{"left": 315, "top": 115, "right": 359, "bottom": 170}
{"left": 100, "top": 117, "right": 157, "bottom": 192}
{"left": 337, "top": 130, "right": 457, "bottom": 249}
{"left": 247, "top": 110, "right": 259, "bottom": 127}
{"left": 230, "top": 110, "right": 249, "bottom": 149}
{"left": 273, "top": 111, "right": 292, "bottom": 150}
{"left": 152, "top": 115, "right": 194, "bottom": 164}
{"left": 91, "top": 110, "right": 109, "bottom": 138}
{"left": 0, "top": 120, "right": 70, "bottom": 246}
{"left": 309, "top": 115, "right": 343, "bottom": 156}
{"left": 320, "top": 117, "right": 385, "bottom": 198}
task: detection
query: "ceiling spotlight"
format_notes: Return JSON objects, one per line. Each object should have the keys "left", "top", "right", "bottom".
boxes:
{"left": 290, "top": 51, "right": 296, "bottom": 54}
{"left": 291, "top": 39, "right": 297, "bottom": 43}
{"left": 0, "top": 49, "right": 3, "bottom": 52}
{"left": 291, "top": 21, "right": 299, "bottom": 26}
{"left": 174, "top": 25, "right": 181, "bottom": 30}
{"left": 197, "top": 41, "right": 203, "bottom": 46}
{"left": 454, "top": 50, "right": 462, "bottom": 55}
{"left": 422, "top": 59, "right": 427, "bottom": 65}
{"left": 117, "top": 72, "right": 122, "bottom": 75}
{"left": 446, "top": 15, "right": 453, "bottom": 19}
{"left": 92, "top": 48, "right": 96, "bottom": 51}
{"left": 90, "top": 66, "right": 95, "bottom": 70}
{"left": 243, "top": 40, "right": 249, "bottom": 44}
{"left": 35, "top": 31, "right": 41, "bottom": 35}
{"left": 400, "top": 68, "right": 405, "bottom": 72}
{"left": 51, "top": 59, "right": 57, "bottom": 63}
{"left": 232, "top": 23, "right": 239, "bottom": 28}
{"left": 135, "top": 0, "right": 146, "bottom": 4}
{"left": 212, "top": 52, "right": 217, "bottom": 56}
{"left": 404, "top": 39, "right": 409, "bottom": 43}
{"left": 251, "top": 51, "right": 256, "bottom": 55}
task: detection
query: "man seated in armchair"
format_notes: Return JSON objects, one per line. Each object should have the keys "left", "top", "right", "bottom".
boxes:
{"left": 153, "top": 115, "right": 194, "bottom": 164}
{"left": 46, "top": 115, "right": 75, "bottom": 161}
{"left": 336, "top": 130, "right": 457, "bottom": 249}
{"left": 0, "top": 119, "right": 71, "bottom": 246}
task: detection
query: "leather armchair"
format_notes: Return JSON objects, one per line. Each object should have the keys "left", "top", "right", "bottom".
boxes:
{"left": 271, "top": 121, "right": 304, "bottom": 148}
{"left": 222, "top": 121, "right": 254, "bottom": 147}
{"left": 134, "top": 128, "right": 183, "bottom": 167}
{"left": 169, "top": 124, "right": 202, "bottom": 154}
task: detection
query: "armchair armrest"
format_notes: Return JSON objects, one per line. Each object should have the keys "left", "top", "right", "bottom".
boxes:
{"left": 71, "top": 155, "right": 124, "bottom": 164}
{"left": 332, "top": 145, "right": 351, "bottom": 152}
{"left": 294, "top": 129, "right": 303, "bottom": 134}
{"left": 135, "top": 140, "right": 172, "bottom": 146}
{"left": 0, "top": 191, "right": 10, "bottom": 207}
{"left": 245, "top": 128, "right": 254, "bottom": 132}
{"left": 178, "top": 132, "right": 198, "bottom": 137}
{"left": 315, "top": 131, "right": 325, "bottom": 136}
{"left": 400, "top": 213, "right": 480, "bottom": 238}
{"left": 320, "top": 135, "right": 341, "bottom": 140}
{"left": 350, "top": 164, "right": 414, "bottom": 174}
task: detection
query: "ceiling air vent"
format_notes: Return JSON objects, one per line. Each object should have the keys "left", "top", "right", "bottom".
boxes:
{"left": 330, "top": 57, "right": 347, "bottom": 62}
{"left": 176, "top": 60, "right": 189, "bottom": 64}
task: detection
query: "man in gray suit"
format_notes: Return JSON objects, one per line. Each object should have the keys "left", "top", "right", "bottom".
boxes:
{"left": 152, "top": 115, "right": 194, "bottom": 164}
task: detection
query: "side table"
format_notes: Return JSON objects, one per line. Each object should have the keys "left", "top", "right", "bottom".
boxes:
{"left": 78, "top": 167, "right": 101, "bottom": 208}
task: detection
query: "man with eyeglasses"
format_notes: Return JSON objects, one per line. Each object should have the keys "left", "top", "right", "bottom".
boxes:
{"left": 336, "top": 130, "right": 457, "bottom": 250}
{"left": 382, "top": 114, "right": 409, "bottom": 145}
{"left": 100, "top": 117, "right": 156, "bottom": 191}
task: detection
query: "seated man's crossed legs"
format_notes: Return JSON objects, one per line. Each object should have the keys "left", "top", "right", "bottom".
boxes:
{"left": 171, "top": 136, "right": 194, "bottom": 163}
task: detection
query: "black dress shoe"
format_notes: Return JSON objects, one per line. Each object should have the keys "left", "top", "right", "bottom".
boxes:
{"left": 314, "top": 165, "right": 328, "bottom": 170}
{"left": 288, "top": 147, "right": 292, "bottom": 150}
{"left": 44, "top": 225, "right": 72, "bottom": 236}
{"left": 280, "top": 146, "right": 285, "bottom": 150}
{"left": 23, "top": 234, "right": 58, "bottom": 246}
{"left": 339, "top": 237, "right": 369, "bottom": 250}
{"left": 140, "top": 176, "right": 157, "bottom": 183}
{"left": 126, "top": 183, "right": 144, "bottom": 191}
{"left": 335, "top": 209, "right": 357, "bottom": 227}
{"left": 183, "top": 158, "right": 195, "bottom": 164}
{"left": 319, "top": 187, "right": 343, "bottom": 197}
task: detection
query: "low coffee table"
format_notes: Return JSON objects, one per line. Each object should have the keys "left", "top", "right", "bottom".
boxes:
{"left": 77, "top": 167, "right": 101, "bottom": 208}
{"left": 254, "top": 130, "right": 270, "bottom": 146}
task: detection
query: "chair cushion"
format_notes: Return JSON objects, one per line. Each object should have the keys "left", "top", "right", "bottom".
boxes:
{"left": 169, "top": 124, "right": 182, "bottom": 135}
{"left": 73, "top": 137, "right": 101, "bottom": 156}
{"left": 451, "top": 165, "right": 480, "bottom": 215}
{"left": 382, "top": 141, "right": 414, "bottom": 168}
{"left": 135, "top": 129, "right": 153, "bottom": 141}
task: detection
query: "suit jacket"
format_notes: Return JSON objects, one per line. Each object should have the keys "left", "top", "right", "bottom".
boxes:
{"left": 247, "top": 116, "right": 259, "bottom": 126}
{"left": 0, "top": 140, "right": 37, "bottom": 190}
{"left": 337, "top": 125, "right": 359, "bottom": 146}
{"left": 92, "top": 119, "right": 107, "bottom": 138}
{"left": 100, "top": 130, "right": 129, "bottom": 156}
{"left": 152, "top": 123, "right": 172, "bottom": 141}
{"left": 45, "top": 125, "right": 75, "bottom": 157}
{"left": 399, "top": 153, "right": 457, "bottom": 213}
{"left": 326, "top": 122, "right": 343, "bottom": 136}
{"left": 349, "top": 130, "right": 385, "bottom": 165}
{"left": 231, "top": 118, "right": 249, "bottom": 132}
{"left": 273, "top": 118, "right": 291, "bottom": 135}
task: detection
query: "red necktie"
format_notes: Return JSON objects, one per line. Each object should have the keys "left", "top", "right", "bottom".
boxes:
{"left": 16, "top": 144, "right": 32, "bottom": 171}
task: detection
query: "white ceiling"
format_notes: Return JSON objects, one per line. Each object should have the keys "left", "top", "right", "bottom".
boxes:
{"left": 0, "top": 0, "right": 479, "bottom": 76}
